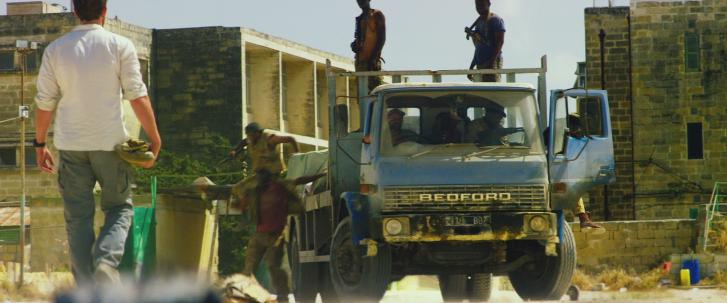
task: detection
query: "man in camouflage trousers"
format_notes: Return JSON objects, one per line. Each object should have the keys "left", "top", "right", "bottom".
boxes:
{"left": 232, "top": 169, "right": 326, "bottom": 302}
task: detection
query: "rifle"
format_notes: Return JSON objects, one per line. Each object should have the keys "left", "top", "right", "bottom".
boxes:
{"left": 216, "top": 140, "right": 248, "bottom": 167}
{"left": 465, "top": 19, "right": 481, "bottom": 71}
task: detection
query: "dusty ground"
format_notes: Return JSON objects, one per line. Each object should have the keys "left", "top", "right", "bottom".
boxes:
{"left": 4, "top": 273, "right": 727, "bottom": 302}
{"left": 382, "top": 288, "right": 727, "bottom": 303}
{"left": 379, "top": 276, "right": 727, "bottom": 303}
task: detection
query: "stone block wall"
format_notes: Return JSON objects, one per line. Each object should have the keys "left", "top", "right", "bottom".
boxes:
{"left": 572, "top": 219, "right": 697, "bottom": 271}
{"left": 629, "top": 0, "right": 727, "bottom": 219}
{"left": 0, "top": 169, "right": 57, "bottom": 199}
{"left": 583, "top": 7, "right": 635, "bottom": 221}
{"left": 0, "top": 243, "right": 19, "bottom": 262}
{"left": 584, "top": 1, "right": 727, "bottom": 221}
{"left": 0, "top": 13, "right": 151, "bottom": 200}
{"left": 154, "top": 27, "right": 243, "bottom": 154}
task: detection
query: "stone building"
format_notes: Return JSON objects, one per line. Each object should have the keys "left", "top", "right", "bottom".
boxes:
{"left": 0, "top": 2, "right": 152, "bottom": 200}
{"left": 0, "top": 1, "right": 354, "bottom": 264}
{"left": 584, "top": 0, "right": 727, "bottom": 220}
{"left": 0, "top": 1, "right": 354, "bottom": 202}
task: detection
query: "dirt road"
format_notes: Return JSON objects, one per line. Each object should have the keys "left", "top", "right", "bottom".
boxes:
{"left": 376, "top": 276, "right": 727, "bottom": 303}
{"left": 381, "top": 288, "right": 727, "bottom": 303}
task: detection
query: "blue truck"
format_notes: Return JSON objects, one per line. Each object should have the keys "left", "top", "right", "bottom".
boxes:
{"left": 285, "top": 56, "right": 616, "bottom": 302}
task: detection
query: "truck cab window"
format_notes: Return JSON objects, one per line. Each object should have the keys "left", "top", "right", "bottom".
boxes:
{"left": 381, "top": 91, "right": 542, "bottom": 157}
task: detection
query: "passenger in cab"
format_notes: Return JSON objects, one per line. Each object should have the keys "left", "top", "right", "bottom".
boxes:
{"left": 387, "top": 109, "right": 419, "bottom": 146}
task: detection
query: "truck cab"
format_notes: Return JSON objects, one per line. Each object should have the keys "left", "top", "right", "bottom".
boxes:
{"left": 286, "top": 58, "right": 615, "bottom": 302}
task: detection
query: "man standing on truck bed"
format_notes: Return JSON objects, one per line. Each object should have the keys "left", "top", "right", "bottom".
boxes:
{"left": 467, "top": 0, "right": 505, "bottom": 82}
{"left": 233, "top": 169, "right": 327, "bottom": 303}
{"left": 352, "top": 0, "right": 386, "bottom": 92}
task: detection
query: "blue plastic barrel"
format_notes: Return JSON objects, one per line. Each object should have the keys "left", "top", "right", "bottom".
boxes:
{"left": 682, "top": 259, "right": 701, "bottom": 285}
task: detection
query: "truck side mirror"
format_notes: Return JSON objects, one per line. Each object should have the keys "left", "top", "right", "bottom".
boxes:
{"left": 334, "top": 104, "right": 349, "bottom": 139}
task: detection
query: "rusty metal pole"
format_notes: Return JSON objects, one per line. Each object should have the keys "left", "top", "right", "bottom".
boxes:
{"left": 18, "top": 49, "right": 27, "bottom": 287}
{"left": 15, "top": 40, "right": 37, "bottom": 287}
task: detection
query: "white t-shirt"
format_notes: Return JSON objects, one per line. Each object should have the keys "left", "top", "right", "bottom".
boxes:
{"left": 35, "top": 24, "right": 148, "bottom": 151}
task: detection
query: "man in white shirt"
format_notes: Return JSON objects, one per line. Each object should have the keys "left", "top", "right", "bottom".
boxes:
{"left": 33, "top": 0, "right": 161, "bottom": 285}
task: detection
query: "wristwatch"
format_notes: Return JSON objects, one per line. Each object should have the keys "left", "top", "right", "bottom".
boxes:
{"left": 33, "top": 138, "right": 46, "bottom": 148}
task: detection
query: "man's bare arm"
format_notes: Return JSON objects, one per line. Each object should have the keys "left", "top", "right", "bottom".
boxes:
{"left": 130, "top": 96, "right": 162, "bottom": 168}
{"left": 34, "top": 108, "right": 55, "bottom": 173}
{"left": 373, "top": 11, "right": 386, "bottom": 61}
{"left": 491, "top": 31, "right": 505, "bottom": 66}
{"left": 269, "top": 134, "right": 300, "bottom": 153}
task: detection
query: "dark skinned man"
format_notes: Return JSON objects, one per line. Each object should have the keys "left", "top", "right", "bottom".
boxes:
{"left": 468, "top": 0, "right": 505, "bottom": 82}
{"left": 352, "top": 0, "right": 386, "bottom": 92}
{"left": 232, "top": 169, "right": 327, "bottom": 303}
{"left": 230, "top": 122, "right": 299, "bottom": 175}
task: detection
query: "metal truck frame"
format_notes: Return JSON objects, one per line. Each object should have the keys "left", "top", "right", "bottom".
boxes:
{"left": 286, "top": 56, "right": 616, "bottom": 302}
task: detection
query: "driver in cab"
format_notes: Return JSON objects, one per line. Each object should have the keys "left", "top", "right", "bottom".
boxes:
{"left": 387, "top": 108, "right": 419, "bottom": 146}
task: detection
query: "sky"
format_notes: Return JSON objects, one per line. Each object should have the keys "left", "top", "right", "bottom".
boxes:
{"left": 2, "top": 0, "right": 631, "bottom": 90}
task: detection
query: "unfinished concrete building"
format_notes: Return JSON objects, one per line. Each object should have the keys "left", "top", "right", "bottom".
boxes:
{"left": 0, "top": 1, "right": 354, "bottom": 202}
{"left": 584, "top": 0, "right": 727, "bottom": 220}
{"left": 0, "top": 1, "right": 354, "bottom": 265}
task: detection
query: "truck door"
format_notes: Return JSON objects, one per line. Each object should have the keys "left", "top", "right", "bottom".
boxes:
{"left": 547, "top": 89, "right": 615, "bottom": 210}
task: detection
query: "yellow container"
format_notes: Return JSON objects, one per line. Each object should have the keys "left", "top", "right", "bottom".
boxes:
{"left": 155, "top": 194, "right": 219, "bottom": 280}
{"left": 680, "top": 269, "right": 691, "bottom": 287}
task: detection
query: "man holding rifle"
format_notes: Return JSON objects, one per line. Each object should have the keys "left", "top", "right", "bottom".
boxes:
{"left": 466, "top": 0, "right": 506, "bottom": 82}
{"left": 228, "top": 122, "right": 299, "bottom": 175}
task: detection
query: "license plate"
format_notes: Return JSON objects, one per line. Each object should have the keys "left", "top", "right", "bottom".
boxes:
{"left": 443, "top": 215, "right": 490, "bottom": 227}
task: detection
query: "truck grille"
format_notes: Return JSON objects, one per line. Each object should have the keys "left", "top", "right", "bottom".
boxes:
{"left": 383, "top": 184, "right": 548, "bottom": 212}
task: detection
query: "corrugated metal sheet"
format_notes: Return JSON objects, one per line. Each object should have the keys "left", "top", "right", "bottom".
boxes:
{"left": 0, "top": 207, "right": 31, "bottom": 227}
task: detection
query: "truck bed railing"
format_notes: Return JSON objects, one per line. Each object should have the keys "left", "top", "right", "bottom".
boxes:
{"left": 326, "top": 55, "right": 548, "bottom": 127}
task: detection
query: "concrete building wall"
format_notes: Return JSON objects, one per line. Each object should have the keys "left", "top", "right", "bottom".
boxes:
{"left": 584, "top": 1, "right": 727, "bottom": 220}
{"left": 246, "top": 48, "right": 281, "bottom": 132}
{"left": 0, "top": 243, "right": 20, "bottom": 262}
{"left": 629, "top": 0, "right": 727, "bottom": 219}
{"left": 0, "top": 169, "right": 56, "bottom": 199}
{"left": 154, "top": 27, "right": 243, "bottom": 153}
{"left": 283, "top": 60, "right": 315, "bottom": 138}
{"left": 0, "top": 12, "right": 151, "bottom": 200}
{"left": 316, "top": 67, "right": 330, "bottom": 140}
{"left": 7, "top": 1, "right": 64, "bottom": 15}
{"left": 584, "top": 7, "right": 635, "bottom": 221}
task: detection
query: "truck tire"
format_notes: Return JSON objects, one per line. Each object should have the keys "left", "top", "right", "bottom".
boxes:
{"left": 508, "top": 223, "right": 576, "bottom": 300}
{"left": 319, "top": 262, "right": 341, "bottom": 303}
{"left": 438, "top": 274, "right": 467, "bottom": 302}
{"left": 287, "top": 225, "right": 319, "bottom": 303}
{"left": 470, "top": 273, "right": 493, "bottom": 302}
{"left": 329, "top": 217, "right": 391, "bottom": 302}
{"left": 438, "top": 273, "right": 492, "bottom": 302}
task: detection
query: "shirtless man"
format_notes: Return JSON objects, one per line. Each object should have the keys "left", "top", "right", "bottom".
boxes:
{"left": 351, "top": 0, "right": 386, "bottom": 92}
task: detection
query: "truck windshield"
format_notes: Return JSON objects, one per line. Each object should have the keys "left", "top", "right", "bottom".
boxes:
{"left": 380, "top": 90, "right": 543, "bottom": 157}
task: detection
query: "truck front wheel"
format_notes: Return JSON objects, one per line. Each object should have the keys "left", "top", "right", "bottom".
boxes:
{"left": 438, "top": 273, "right": 492, "bottom": 302}
{"left": 508, "top": 223, "right": 576, "bottom": 300}
{"left": 329, "top": 217, "right": 391, "bottom": 302}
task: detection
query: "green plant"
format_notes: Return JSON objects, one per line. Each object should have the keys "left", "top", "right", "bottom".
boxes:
{"left": 135, "top": 134, "right": 248, "bottom": 191}
{"left": 217, "top": 216, "right": 255, "bottom": 276}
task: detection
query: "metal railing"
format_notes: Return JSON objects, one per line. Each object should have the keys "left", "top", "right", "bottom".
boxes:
{"left": 703, "top": 182, "right": 727, "bottom": 252}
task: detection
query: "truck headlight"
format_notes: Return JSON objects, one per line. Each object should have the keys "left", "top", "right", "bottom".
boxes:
{"left": 528, "top": 215, "right": 548, "bottom": 232}
{"left": 384, "top": 218, "right": 404, "bottom": 236}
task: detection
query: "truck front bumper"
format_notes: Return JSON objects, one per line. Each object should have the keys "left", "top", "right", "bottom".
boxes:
{"left": 381, "top": 212, "right": 558, "bottom": 243}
